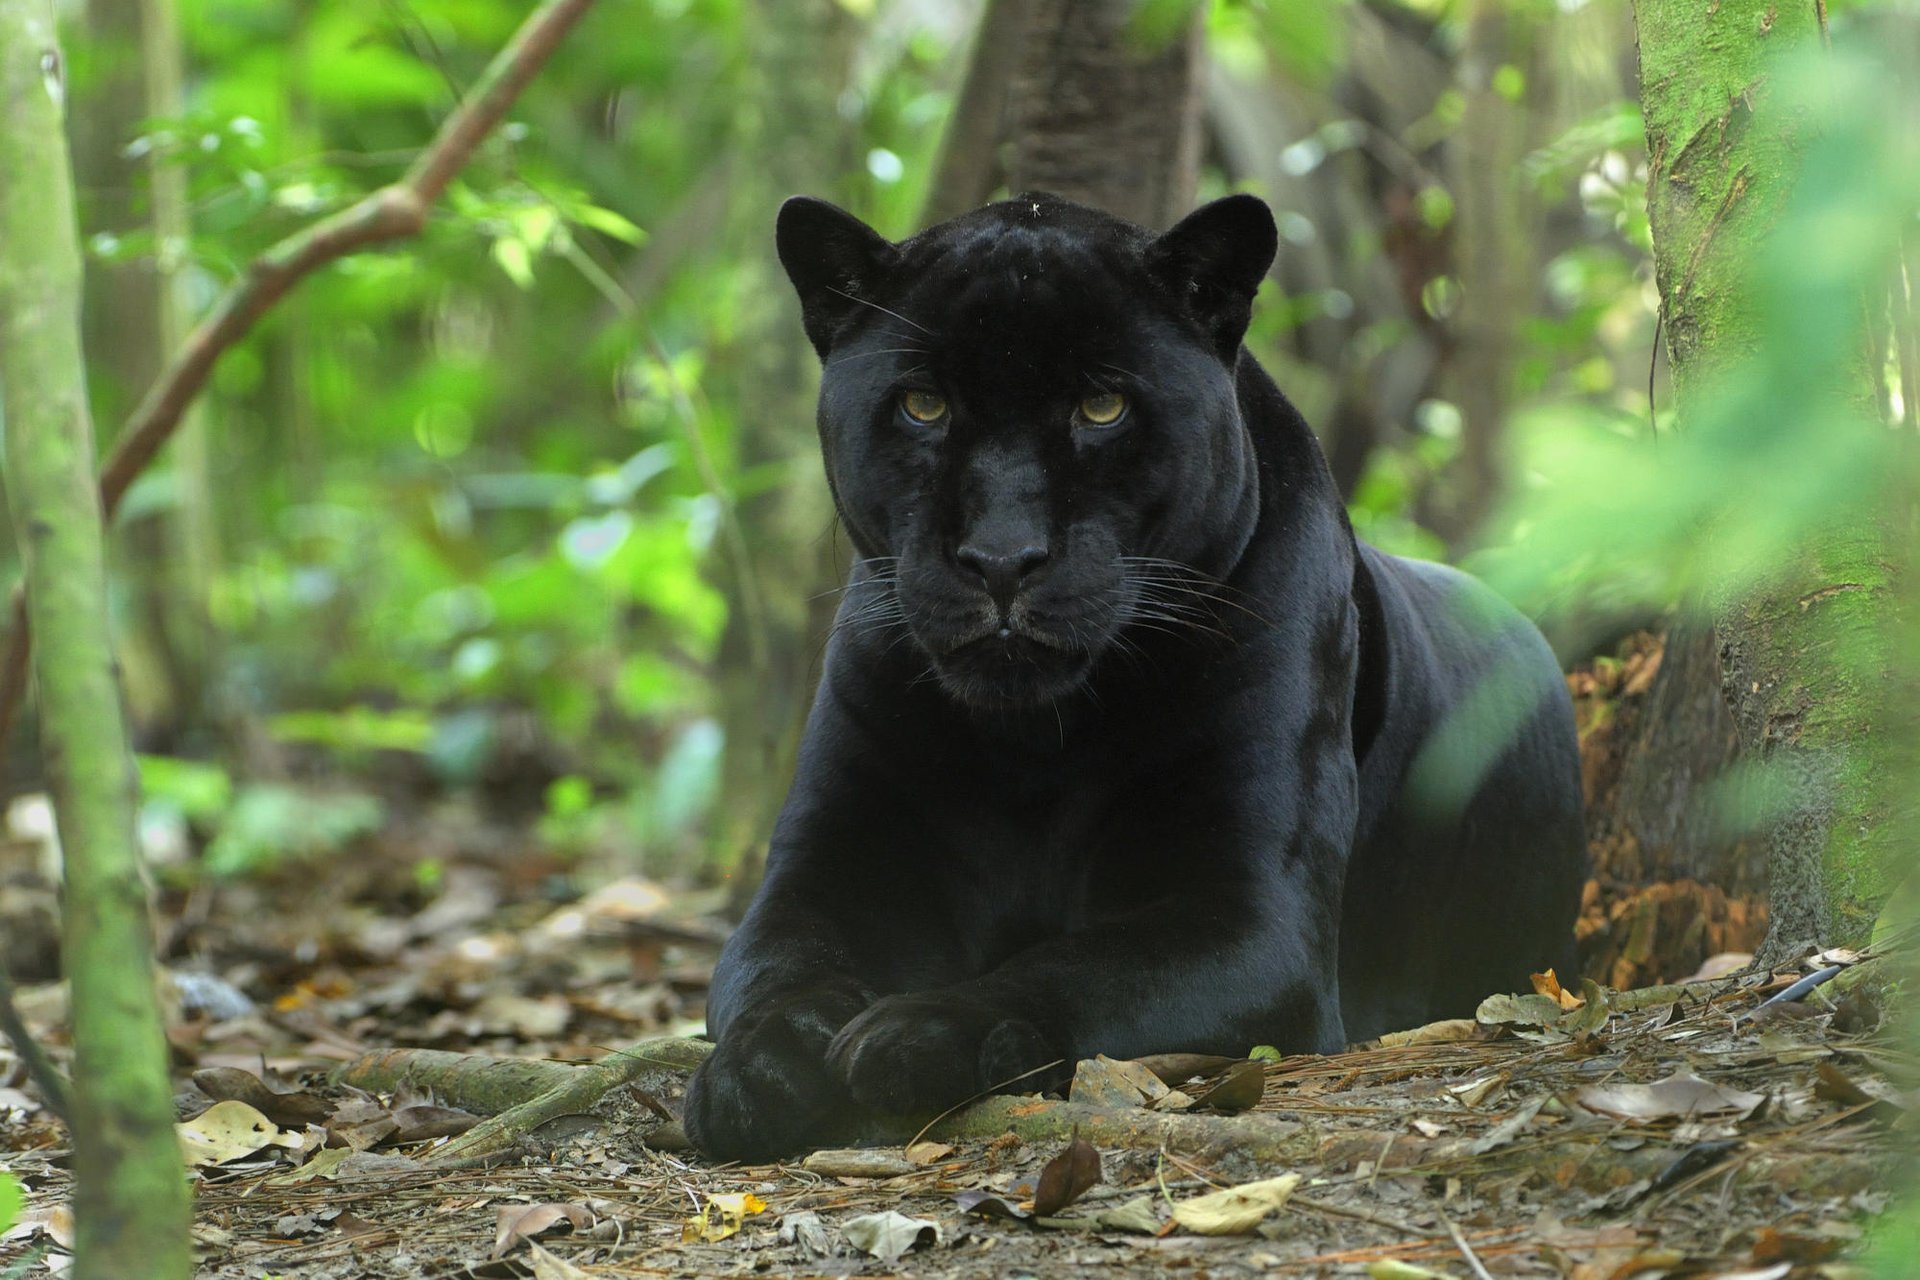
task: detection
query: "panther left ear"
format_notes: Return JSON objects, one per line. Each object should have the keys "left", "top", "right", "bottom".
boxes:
{"left": 1147, "top": 194, "right": 1278, "bottom": 358}
{"left": 776, "top": 196, "right": 903, "bottom": 357}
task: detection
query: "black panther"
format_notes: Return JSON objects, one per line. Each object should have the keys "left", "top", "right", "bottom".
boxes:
{"left": 682, "top": 192, "right": 1584, "bottom": 1162}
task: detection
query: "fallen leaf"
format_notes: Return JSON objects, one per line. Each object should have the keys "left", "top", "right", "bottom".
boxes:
{"left": 264, "top": 1146, "right": 353, "bottom": 1185}
{"left": 497, "top": 1203, "right": 595, "bottom": 1257}
{"left": 1574, "top": 1072, "right": 1764, "bottom": 1123}
{"left": 1095, "top": 1196, "right": 1162, "bottom": 1234}
{"left": 1752, "top": 1226, "right": 1843, "bottom": 1264}
{"left": 800, "top": 1148, "right": 916, "bottom": 1178}
{"left": 1366, "top": 1262, "right": 1453, "bottom": 1279}
{"left": 1378, "top": 1018, "right": 1480, "bottom": 1048}
{"left": 1070, "top": 1055, "right": 1168, "bottom": 1108}
{"left": 1170, "top": 1173, "right": 1301, "bottom": 1235}
{"left": 191, "top": 1068, "right": 332, "bottom": 1127}
{"left": 1247, "top": 1044, "right": 1283, "bottom": 1062}
{"left": 1130, "top": 1053, "right": 1242, "bottom": 1084}
{"left": 177, "top": 1100, "right": 307, "bottom": 1166}
{"left": 778, "top": 1210, "right": 832, "bottom": 1258}
{"left": 1033, "top": 1135, "right": 1102, "bottom": 1215}
{"left": 389, "top": 1104, "right": 480, "bottom": 1143}
{"left": 1532, "top": 969, "right": 1585, "bottom": 1010}
{"left": 0, "top": 1204, "right": 73, "bottom": 1250}
{"left": 954, "top": 1189, "right": 1030, "bottom": 1221}
{"left": 1464, "top": 1096, "right": 1546, "bottom": 1155}
{"left": 681, "top": 1192, "right": 766, "bottom": 1244}
{"left": 1560, "top": 979, "right": 1611, "bottom": 1036}
{"left": 843, "top": 1210, "right": 940, "bottom": 1261}
{"left": 1190, "top": 1060, "right": 1266, "bottom": 1113}
{"left": 1476, "top": 991, "right": 1565, "bottom": 1028}
{"left": 904, "top": 1141, "right": 952, "bottom": 1165}
{"left": 527, "top": 1241, "right": 598, "bottom": 1279}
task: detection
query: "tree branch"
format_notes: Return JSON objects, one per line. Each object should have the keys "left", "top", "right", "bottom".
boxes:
{"left": 0, "top": 0, "right": 600, "bottom": 769}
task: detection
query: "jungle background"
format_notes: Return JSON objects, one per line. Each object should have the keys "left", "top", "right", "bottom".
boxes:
{"left": 0, "top": 0, "right": 1916, "bottom": 1276}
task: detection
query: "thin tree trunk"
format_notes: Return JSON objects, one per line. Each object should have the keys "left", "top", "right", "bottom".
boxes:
{"left": 1632, "top": 0, "right": 1899, "bottom": 950}
{"left": 1005, "top": 0, "right": 1205, "bottom": 228}
{"left": 0, "top": 5, "right": 193, "bottom": 1276}
{"left": 143, "top": 0, "right": 221, "bottom": 697}
{"left": 923, "top": 0, "right": 1027, "bottom": 224}
{"left": 708, "top": 0, "right": 860, "bottom": 888}
{"left": 1430, "top": 0, "right": 1540, "bottom": 546}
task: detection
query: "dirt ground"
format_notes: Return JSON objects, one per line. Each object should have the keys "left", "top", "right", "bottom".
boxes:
{"left": 0, "top": 638, "right": 1911, "bottom": 1277}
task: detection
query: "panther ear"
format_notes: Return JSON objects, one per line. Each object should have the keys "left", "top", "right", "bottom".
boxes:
{"left": 1147, "top": 194, "right": 1278, "bottom": 358}
{"left": 776, "top": 196, "right": 902, "bottom": 357}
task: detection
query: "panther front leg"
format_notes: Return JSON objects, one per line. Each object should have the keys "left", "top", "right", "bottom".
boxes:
{"left": 827, "top": 837, "right": 1350, "bottom": 1117}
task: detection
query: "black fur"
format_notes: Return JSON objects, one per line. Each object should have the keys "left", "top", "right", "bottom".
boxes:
{"left": 683, "top": 193, "right": 1585, "bottom": 1162}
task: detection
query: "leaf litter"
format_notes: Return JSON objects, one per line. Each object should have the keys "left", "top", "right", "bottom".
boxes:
{"left": 0, "top": 801, "right": 1908, "bottom": 1280}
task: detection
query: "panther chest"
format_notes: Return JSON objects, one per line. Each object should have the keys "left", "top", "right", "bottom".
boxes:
{"left": 904, "top": 783, "right": 1119, "bottom": 980}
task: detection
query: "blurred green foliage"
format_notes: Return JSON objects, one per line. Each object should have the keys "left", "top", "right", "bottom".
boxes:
{"left": 20, "top": 0, "right": 1916, "bottom": 904}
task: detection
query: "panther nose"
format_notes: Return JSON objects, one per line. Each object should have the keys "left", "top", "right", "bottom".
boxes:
{"left": 956, "top": 543, "right": 1050, "bottom": 610}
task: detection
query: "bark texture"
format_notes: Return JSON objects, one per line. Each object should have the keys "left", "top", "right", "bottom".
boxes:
{"left": 1633, "top": 0, "right": 1898, "bottom": 949}
{"left": 0, "top": 5, "right": 193, "bottom": 1276}
{"left": 1005, "top": 0, "right": 1205, "bottom": 229}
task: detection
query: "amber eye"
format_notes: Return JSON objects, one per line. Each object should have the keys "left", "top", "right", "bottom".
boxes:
{"left": 899, "top": 390, "right": 948, "bottom": 425}
{"left": 1078, "top": 392, "right": 1128, "bottom": 426}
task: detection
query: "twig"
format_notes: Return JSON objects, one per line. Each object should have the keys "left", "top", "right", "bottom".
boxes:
{"left": 1438, "top": 1209, "right": 1497, "bottom": 1280}
{"left": 0, "top": 955, "right": 69, "bottom": 1121}
{"left": 0, "top": 0, "right": 601, "bottom": 773}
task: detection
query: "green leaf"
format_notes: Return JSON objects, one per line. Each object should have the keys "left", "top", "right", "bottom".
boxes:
{"left": 0, "top": 1169, "right": 23, "bottom": 1236}
{"left": 573, "top": 203, "right": 646, "bottom": 245}
{"left": 492, "top": 236, "right": 535, "bottom": 288}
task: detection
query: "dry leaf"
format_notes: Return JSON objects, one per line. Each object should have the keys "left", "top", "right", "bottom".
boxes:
{"left": 843, "top": 1210, "right": 940, "bottom": 1261}
{"left": 1170, "top": 1173, "right": 1301, "bottom": 1235}
{"left": 177, "top": 1100, "right": 307, "bottom": 1166}
{"left": 1095, "top": 1196, "right": 1162, "bottom": 1234}
{"left": 264, "top": 1146, "right": 353, "bottom": 1186}
{"left": 1070, "top": 1054, "right": 1169, "bottom": 1108}
{"left": 1575, "top": 1071, "right": 1764, "bottom": 1122}
{"left": 1032, "top": 1135, "right": 1102, "bottom": 1215}
{"left": 1476, "top": 991, "right": 1565, "bottom": 1028}
{"left": 389, "top": 1104, "right": 479, "bottom": 1143}
{"left": 496, "top": 1203, "right": 595, "bottom": 1257}
{"left": 801, "top": 1148, "right": 916, "bottom": 1178}
{"left": 954, "top": 1189, "right": 1030, "bottom": 1221}
{"left": 191, "top": 1067, "right": 332, "bottom": 1127}
{"left": 1190, "top": 1060, "right": 1266, "bottom": 1113}
{"left": 680, "top": 1192, "right": 765, "bottom": 1243}
{"left": 1129, "top": 1052, "right": 1242, "bottom": 1084}
{"left": 1366, "top": 1262, "right": 1454, "bottom": 1279}
{"left": 1378, "top": 1018, "right": 1480, "bottom": 1048}
{"left": 527, "top": 1241, "right": 598, "bottom": 1279}
{"left": 904, "top": 1140, "right": 952, "bottom": 1165}
{"left": 1532, "top": 969, "right": 1586, "bottom": 1010}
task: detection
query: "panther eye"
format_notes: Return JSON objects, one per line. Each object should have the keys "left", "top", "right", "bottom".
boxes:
{"left": 899, "top": 390, "right": 948, "bottom": 426}
{"left": 1078, "top": 392, "right": 1128, "bottom": 427}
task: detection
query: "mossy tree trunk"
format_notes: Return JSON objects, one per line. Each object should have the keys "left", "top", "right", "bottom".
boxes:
{"left": 0, "top": 4, "right": 193, "bottom": 1277}
{"left": 1632, "top": 0, "right": 1899, "bottom": 950}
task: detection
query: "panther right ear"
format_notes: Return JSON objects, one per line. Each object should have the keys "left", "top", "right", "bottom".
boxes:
{"left": 1147, "top": 194, "right": 1278, "bottom": 360}
{"left": 776, "top": 197, "right": 902, "bottom": 357}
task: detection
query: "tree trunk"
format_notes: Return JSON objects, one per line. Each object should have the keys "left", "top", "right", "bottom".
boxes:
{"left": 1005, "top": 0, "right": 1205, "bottom": 228}
{"left": 708, "top": 0, "right": 860, "bottom": 887}
{"left": 923, "top": 0, "right": 1027, "bottom": 224}
{"left": 1632, "top": 0, "right": 1900, "bottom": 951}
{"left": 0, "top": 6, "right": 193, "bottom": 1277}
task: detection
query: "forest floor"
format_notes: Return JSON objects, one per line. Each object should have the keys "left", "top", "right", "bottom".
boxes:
{"left": 0, "top": 636, "right": 1912, "bottom": 1278}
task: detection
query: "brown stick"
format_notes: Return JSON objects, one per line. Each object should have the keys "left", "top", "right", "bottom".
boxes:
{"left": 332, "top": 1037, "right": 713, "bottom": 1168}
{"left": 0, "top": 0, "right": 599, "bottom": 768}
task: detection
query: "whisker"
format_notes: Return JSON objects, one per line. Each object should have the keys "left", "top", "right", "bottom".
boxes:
{"left": 827, "top": 286, "right": 932, "bottom": 336}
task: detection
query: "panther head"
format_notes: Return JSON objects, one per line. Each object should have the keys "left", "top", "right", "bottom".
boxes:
{"left": 777, "top": 193, "right": 1278, "bottom": 710}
